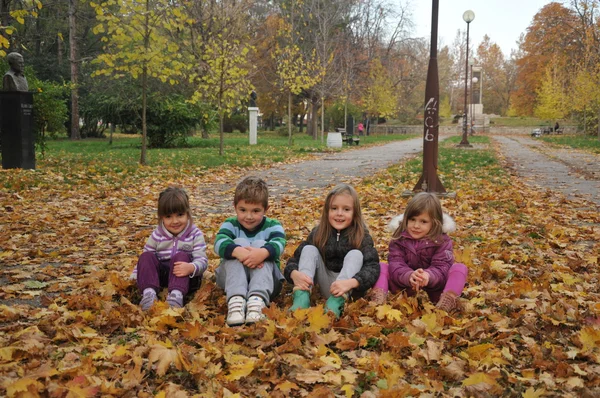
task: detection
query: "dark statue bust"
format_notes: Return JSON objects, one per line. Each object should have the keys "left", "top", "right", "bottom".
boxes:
{"left": 3, "top": 52, "right": 28, "bottom": 92}
{"left": 249, "top": 90, "right": 257, "bottom": 107}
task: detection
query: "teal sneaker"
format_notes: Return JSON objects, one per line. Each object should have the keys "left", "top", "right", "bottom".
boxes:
{"left": 289, "top": 289, "right": 311, "bottom": 311}
{"left": 324, "top": 295, "right": 346, "bottom": 318}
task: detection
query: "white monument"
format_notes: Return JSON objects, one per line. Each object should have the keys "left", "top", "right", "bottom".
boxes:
{"left": 249, "top": 91, "right": 258, "bottom": 145}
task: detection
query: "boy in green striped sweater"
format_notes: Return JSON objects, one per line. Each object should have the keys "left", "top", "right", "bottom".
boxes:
{"left": 214, "top": 176, "right": 286, "bottom": 326}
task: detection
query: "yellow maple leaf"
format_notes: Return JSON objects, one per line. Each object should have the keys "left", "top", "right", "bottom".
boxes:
{"left": 224, "top": 354, "right": 256, "bottom": 381}
{"left": 376, "top": 304, "right": 402, "bottom": 322}
{"left": 341, "top": 384, "right": 354, "bottom": 398}
{"left": 579, "top": 327, "right": 600, "bottom": 352}
{"left": 275, "top": 380, "right": 299, "bottom": 393}
{"left": 6, "top": 377, "right": 43, "bottom": 396}
{"left": 306, "top": 306, "right": 330, "bottom": 333}
{"left": 522, "top": 387, "right": 546, "bottom": 398}
{"left": 148, "top": 345, "right": 181, "bottom": 376}
{"left": 421, "top": 313, "right": 439, "bottom": 334}
{"left": 462, "top": 372, "right": 498, "bottom": 387}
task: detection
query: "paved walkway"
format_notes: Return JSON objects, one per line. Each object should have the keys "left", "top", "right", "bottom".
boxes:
{"left": 198, "top": 134, "right": 600, "bottom": 212}
{"left": 200, "top": 137, "right": 425, "bottom": 212}
{"left": 493, "top": 135, "right": 600, "bottom": 207}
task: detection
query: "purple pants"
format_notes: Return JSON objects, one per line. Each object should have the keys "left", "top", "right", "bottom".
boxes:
{"left": 136, "top": 251, "right": 200, "bottom": 296}
{"left": 373, "top": 262, "right": 468, "bottom": 303}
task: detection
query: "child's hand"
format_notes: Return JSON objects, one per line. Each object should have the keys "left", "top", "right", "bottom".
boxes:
{"left": 232, "top": 246, "right": 251, "bottom": 262}
{"left": 242, "top": 247, "right": 269, "bottom": 269}
{"left": 291, "top": 270, "right": 313, "bottom": 290}
{"left": 330, "top": 278, "right": 359, "bottom": 297}
{"left": 409, "top": 269, "right": 429, "bottom": 290}
{"left": 173, "top": 262, "right": 194, "bottom": 277}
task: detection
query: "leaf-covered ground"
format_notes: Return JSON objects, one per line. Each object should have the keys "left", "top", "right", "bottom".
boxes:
{"left": 0, "top": 139, "right": 599, "bottom": 397}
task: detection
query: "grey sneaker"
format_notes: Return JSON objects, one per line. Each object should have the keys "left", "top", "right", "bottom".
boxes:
{"left": 226, "top": 296, "right": 246, "bottom": 326}
{"left": 166, "top": 291, "right": 184, "bottom": 308}
{"left": 140, "top": 290, "right": 157, "bottom": 311}
{"left": 245, "top": 296, "right": 266, "bottom": 324}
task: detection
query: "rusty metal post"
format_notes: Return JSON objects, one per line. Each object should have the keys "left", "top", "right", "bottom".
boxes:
{"left": 413, "top": 0, "right": 446, "bottom": 194}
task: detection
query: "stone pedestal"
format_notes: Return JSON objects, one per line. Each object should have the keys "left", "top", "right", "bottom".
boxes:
{"left": 248, "top": 107, "right": 258, "bottom": 145}
{"left": 0, "top": 91, "right": 35, "bottom": 169}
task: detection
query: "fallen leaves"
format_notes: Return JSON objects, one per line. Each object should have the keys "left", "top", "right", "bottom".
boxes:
{"left": 0, "top": 143, "right": 599, "bottom": 396}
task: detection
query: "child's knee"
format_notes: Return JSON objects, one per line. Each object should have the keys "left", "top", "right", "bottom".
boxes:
{"left": 450, "top": 263, "right": 468, "bottom": 276}
{"left": 138, "top": 251, "right": 157, "bottom": 266}
{"left": 379, "top": 261, "right": 389, "bottom": 275}
{"left": 345, "top": 249, "right": 363, "bottom": 261}
{"left": 300, "top": 245, "right": 319, "bottom": 257}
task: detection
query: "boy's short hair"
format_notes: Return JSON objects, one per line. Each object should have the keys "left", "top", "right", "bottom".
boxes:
{"left": 234, "top": 176, "right": 269, "bottom": 209}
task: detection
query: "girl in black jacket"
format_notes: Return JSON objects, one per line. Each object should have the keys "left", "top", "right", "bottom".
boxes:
{"left": 284, "top": 184, "right": 380, "bottom": 317}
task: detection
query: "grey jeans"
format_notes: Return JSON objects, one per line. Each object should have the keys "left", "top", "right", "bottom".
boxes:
{"left": 297, "top": 245, "right": 363, "bottom": 299}
{"left": 216, "top": 238, "right": 284, "bottom": 305}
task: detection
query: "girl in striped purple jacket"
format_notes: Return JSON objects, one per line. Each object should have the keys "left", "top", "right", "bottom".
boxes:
{"left": 133, "top": 187, "right": 208, "bottom": 310}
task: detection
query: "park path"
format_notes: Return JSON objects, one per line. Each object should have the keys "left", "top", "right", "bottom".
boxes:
{"left": 199, "top": 136, "right": 425, "bottom": 213}
{"left": 493, "top": 135, "right": 600, "bottom": 207}
{"left": 197, "top": 133, "right": 600, "bottom": 214}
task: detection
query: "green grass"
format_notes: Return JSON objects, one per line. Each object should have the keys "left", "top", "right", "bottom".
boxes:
{"left": 540, "top": 133, "right": 600, "bottom": 153}
{"left": 31, "top": 131, "right": 419, "bottom": 171}
{"left": 390, "top": 135, "right": 506, "bottom": 191}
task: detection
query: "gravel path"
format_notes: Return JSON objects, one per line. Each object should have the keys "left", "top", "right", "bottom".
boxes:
{"left": 493, "top": 135, "right": 600, "bottom": 207}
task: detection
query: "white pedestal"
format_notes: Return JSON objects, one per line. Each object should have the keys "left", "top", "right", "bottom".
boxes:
{"left": 248, "top": 107, "right": 258, "bottom": 145}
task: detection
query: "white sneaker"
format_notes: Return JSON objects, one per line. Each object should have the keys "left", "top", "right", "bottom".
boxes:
{"left": 245, "top": 296, "right": 266, "bottom": 324}
{"left": 226, "top": 296, "right": 246, "bottom": 326}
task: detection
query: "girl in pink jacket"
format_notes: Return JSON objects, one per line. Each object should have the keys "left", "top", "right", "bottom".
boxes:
{"left": 369, "top": 192, "right": 468, "bottom": 312}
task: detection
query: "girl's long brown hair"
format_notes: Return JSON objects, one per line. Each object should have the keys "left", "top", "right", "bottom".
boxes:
{"left": 392, "top": 192, "right": 443, "bottom": 242}
{"left": 314, "top": 184, "right": 366, "bottom": 253}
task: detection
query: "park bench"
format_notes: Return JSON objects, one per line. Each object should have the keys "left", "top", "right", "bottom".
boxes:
{"left": 335, "top": 128, "right": 360, "bottom": 145}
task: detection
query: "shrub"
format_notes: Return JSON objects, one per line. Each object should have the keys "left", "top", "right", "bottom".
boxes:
{"left": 146, "top": 95, "right": 200, "bottom": 148}
{"left": 223, "top": 113, "right": 248, "bottom": 133}
{"left": 275, "top": 125, "right": 299, "bottom": 136}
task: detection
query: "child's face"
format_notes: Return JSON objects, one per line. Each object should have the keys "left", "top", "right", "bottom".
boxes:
{"left": 407, "top": 212, "right": 432, "bottom": 240}
{"left": 328, "top": 193, "right": 354, "bottom": 231}
{"left": 162, "top": 212, "right": 189, "bottom": 235}
{"left": 235, "top": 200, "right": 266, "bottom": 231}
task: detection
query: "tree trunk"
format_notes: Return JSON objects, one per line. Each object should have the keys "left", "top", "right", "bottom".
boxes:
{"left": 311, "top": 96, "right": 318, "bottom": 139}
{"left": 140, "top": 66, "right": 147, "bottom": 165}
{"left": 69, "top": 0, "right": 81, "bottom": 140}
{"left": 320, "top": 95, "right": 324, "bottom": 143}
{"left": 140, "top": 0, "right": 149, "bottom": 165}
{"left": 219, "top": 110, "right": 224, "bottom": 156}
{"left": 288, "top": 91, "right": 292, "bottom": 146}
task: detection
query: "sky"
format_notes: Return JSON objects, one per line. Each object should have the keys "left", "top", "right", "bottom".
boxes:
{"left": 409, "top": 0, "right": 557, "bottom": 56}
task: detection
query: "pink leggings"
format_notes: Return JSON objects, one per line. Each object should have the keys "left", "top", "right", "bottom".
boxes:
{"left": 373, "top": 262, "right": 468, "bottom": 303}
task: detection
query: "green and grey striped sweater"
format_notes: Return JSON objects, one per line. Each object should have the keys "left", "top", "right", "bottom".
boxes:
{"left": 214, "top": 216, "right": 286, "bottom": 265}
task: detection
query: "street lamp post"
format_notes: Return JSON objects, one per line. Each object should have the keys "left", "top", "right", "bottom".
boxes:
{"left": 411, "top": 0, "right": 446, "bottom": 194}
{"left": 459, "top": 10, "right": 474, "bottom": 147}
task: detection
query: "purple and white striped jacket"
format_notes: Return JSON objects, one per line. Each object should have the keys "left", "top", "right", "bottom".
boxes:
{"left": 131, "top": 221, "right": 208, "bottom": 280}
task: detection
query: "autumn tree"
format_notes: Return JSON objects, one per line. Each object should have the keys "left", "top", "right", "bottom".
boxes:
{"left": 183, "top": 0, "right": 254, "bottom": 156}
{"left": 274, "top": 1, "right": 323, "bottom": 144}
{"left": 0, "top": 0, "right": 42, "bottom": 56}
{"left": 91, "top": 0, "right": 187, "bottom": 164}
{"left": 534, "top": 66, "right": 567, "bottom": 120}
{"left": 362, "top": 58, "right": 396, "bottom": 120}
{"left": 513, "top": 2, "right": 577, "bottom": 115}
{"left": 475, "top": 36, "right": 516, "bottom": 116}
